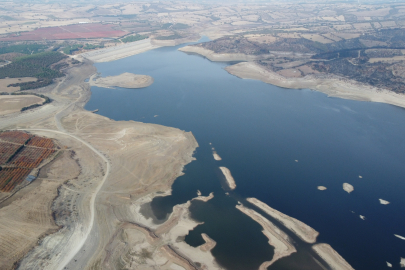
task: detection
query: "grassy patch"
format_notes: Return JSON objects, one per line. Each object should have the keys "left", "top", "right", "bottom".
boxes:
{"left": 120, "top": 34, "right": 148, "bottom": 43}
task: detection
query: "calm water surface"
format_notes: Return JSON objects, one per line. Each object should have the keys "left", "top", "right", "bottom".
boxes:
{"left": 86, "top": 38, "right": 405, "bottom": 269}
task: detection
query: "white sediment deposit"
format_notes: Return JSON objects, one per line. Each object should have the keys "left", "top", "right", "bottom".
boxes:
{"left": 379, "top": 199, "right": 390, "bottom": 205}
{"left": 89, "top": 72, "right": 153, "bottom": 89}
{"left": 192, "top": 192, "right": 214, "bottom": 202}
{"left": 400, "top": 257, "right": 405, "bottom": 267}
{"left": 199, "top": 233, "right": 217, "bottom": 252}
{"left": 247, "top": 198, "right": 319, "bottom": 243}
{"left": 219, "top": 166, "right": 236, "bottom": 190}
{"left": 387, "top": 261, "right": 392, "bottom": 267}
{"left": 317, "top": 186, "right": 327, "bottom": 190}
{"left": 212, "top": 151, "right": 222, "bottom": 161}
{"left": 225, "top": 62, "right": 405, "bottom": 109}
{"left": 394, "top": 234, "right": 405, "bottom": 240}
{"left": 236, "top": 204, "right": 296, "bottom": 268}
{"left": 343, "top": 183, "right": 354, "bottom": 193}
{"left": 312, "top": 244, "right": 355, "bottom": 270}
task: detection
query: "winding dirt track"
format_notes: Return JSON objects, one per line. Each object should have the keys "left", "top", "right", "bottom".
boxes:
{"left": 17, "top": 128, "right": 111, "bottom": 270}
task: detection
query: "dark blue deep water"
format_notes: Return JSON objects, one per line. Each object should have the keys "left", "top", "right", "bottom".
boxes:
{"left": 86, "top": 39, "right": 405, "bottom": 270}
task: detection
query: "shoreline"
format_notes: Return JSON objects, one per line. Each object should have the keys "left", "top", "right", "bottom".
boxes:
{"left": 179, "top": 46, "right": 270, "bottom": 62}
{"left": 225, "top": 62, "right": 405, "bottom": 109}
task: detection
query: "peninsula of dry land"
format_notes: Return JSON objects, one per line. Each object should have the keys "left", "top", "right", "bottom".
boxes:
{"left": 89, "top": 72, "right": 154, "bottom": 89}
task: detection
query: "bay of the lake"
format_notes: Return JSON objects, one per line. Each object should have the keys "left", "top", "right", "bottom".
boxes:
{"left": 85, "top": 38, "right": 405, "bottom": 270}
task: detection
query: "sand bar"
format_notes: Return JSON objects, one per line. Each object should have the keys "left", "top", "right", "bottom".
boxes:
{"left": 359, "top": 215, "right": 366, "bottom": 220}
{"left": 401, "top": 258, "right": 405, "bottom": 267}
{"left": 236, "top": 204, "right": 296, "bottom": 268}
{"left": 343, "top": 183, "right": 354, "bottom": 193}
{"left": 394, "top": 234, "right": 405, "bottom": 240}
{"left": 225, "top": 62, "right": 405, "bottom": 109}
{"left": 387, "top": 261, "right": 392, "bottom": 267}
{"left": 212, "top": 151, "right": 222, "bottom": 161}
{"left": 200, "top": 233, "right": 217, "bottom": 252}
{"left": 80, "top": 39, "right": 160, "bottom": 63}
{"left": 89, "top": 72, "right": 153, "bottom": 89}
{"left": 312, "top": 243, "right": 354, "bottom": 270}
{"left": 247, "top": 197, "right": 319, "bottom": 243}
{"left": 219, "top": 166, "right": 236, "bottom": 190}
{"left": 317, "top": 186, "right": 327, "bottom": 190}
{"left": 192, "top": 192, "right": 214, "bottom": 202}
{"left": 379, "top": 199, "right": 390, "bottom": 205}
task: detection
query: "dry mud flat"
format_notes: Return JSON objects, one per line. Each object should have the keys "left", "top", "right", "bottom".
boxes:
{"left": 225, "top": 62, "right": 405, "bottom": 109}
{"left": 0, "top": 95, "right": 45, "bottom": 115}
{"left": 89, "top": 72, "right": 154, "bottom": 89}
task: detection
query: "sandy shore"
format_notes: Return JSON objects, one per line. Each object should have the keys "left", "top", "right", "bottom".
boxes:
{"left": 343, "top": 183, "right": 354, "bottom": 193}
{"left": 317, "top": 186, "right": 327, "bottom": 190}
{"left": 225, "top": 62, "right": 405, "bottom": 109}
{"left": 89, "top": 72, "right": 153, "bottom": 89}
{"left": 219, "top": 166, "right": 236, "bottom": 190}
{"left": 179, "top": 46, "right": 269, "bottom": 62}
{"left": 236, "top": 204, "right": 296, "bottom": 268}
{"left": 401, "top": 257, "right": 405, "bottom": 267}
{"left": 200, "top": 233, "right": 217, "bottom": 252}
{"left": 247, "top": 198, "right": 319, "bottom": 243}
{"left": 79, "top": 39, "right": 160, "bottom": 63}
{"left": 312, "top": 244, "right": 355, "bottom": 270}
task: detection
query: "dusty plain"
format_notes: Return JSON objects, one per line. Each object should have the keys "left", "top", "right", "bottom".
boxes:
{"left": 0, "top": 95, "right": 45, "bottom": 115}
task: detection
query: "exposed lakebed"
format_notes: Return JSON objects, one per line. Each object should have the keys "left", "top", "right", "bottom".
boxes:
{"left": 86, "top": 38, "right": 405, "bottom": 270}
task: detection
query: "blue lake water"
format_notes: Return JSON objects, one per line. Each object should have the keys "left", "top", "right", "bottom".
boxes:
{"left": 85, "top": 39, "right": 405, "bottom": 269}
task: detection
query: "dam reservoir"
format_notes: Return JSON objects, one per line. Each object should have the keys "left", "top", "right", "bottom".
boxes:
{"left": 85, "top": 40, "right": 405, "bottom": 270}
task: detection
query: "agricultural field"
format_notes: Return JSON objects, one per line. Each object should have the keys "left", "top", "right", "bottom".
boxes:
{"left": 0, "top": 95, "right": 45, "bottom": 116}
{"left": 0, "top": 142, "right": 21, "bottom": 164}
{"left": 0, "top": 23, "right": 127, "bottom": 41}
{"left": 26, "top": 136, "right": 56, "bottom": 149}
{"left": 0, "top": 131, "right": 58, "bottom": 192}
{"left": 9, "top": 147, "right": 55, "bottom": 169}
{"left": 0, "top": 130, "right": 31, "bottom": 144}
{"left": 0, "top": 167, "right": 31, "bottom": 192}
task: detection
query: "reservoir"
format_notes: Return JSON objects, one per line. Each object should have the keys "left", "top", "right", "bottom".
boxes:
{"left": 85, "top": 38, "right": 405, "bottom": 270}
